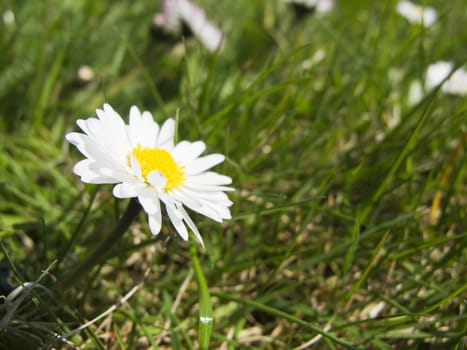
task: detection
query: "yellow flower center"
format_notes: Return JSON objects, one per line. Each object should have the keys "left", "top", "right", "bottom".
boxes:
{"left": 131, "top": 144, "right": 184, "bottom": 191}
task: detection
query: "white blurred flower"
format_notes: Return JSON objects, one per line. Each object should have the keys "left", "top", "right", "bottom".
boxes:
{"left": 360, "top": 301, "right": 386, "bottom": 320}
{"left": 426, "top": 61, "right": 467, "bottom": 96}
{"left": 3, "top": 9, "right": 15, "bottom": 26}
{"left": 153, "top": 0, "right": 224, "bottom": 52}
{"left": 77, "top": 65, "right": 95, "bottom": 83}
{"left": 66, "top": 104, "right": 233, "bottom": 245}
{"left": 396, "top": 1, "right": 437, "bottom": 26}
{"left": 284, "top": 0, "right": 335, "bottom": 14}
{"left": 408, "top": 80, "right": 424, "bottom": 105}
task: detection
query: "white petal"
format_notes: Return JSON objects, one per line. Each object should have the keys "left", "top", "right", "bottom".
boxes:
{"left": 129, "top": 105, "right": 142, "bottom": 123}
{"left": 138, "top": 194, "right": 160, "bottom": 215}
{"left": 73, "top": 160, "right": 119, "bottom": 184}
{"left": 172, "top": 140, "right": 206, "bottom": 164}
{"left": 185, "top": 154, "right": 225, "bottom": 176}
{"left": 99, "top": 166, "right": 136, "bottom": 183}
{"left": 181, "top": 185, "right": 232, "bottom": 203}
{"left": 171, "top": 185, "right": 233, "bottom": 218}
{"left": 142, "top": 111, "right": 160, "bottom": 148}
{"left": 157, "top": 118, "right": 175, "bottom": 148}
{"left": 195, "top": 198, "right": 232, "bottom": 221}
{"left": 128, "top": 106, "right": 142, "bottom": 141}
{"left": 113, "top": 183, "right": 138, "bottom": 198}
{"left": 147, "top": 170, "right": 167, "bottom": 190}
{"left": 186, "top": 171, "right": 232, "bottom": 185}
{"left": 128, "top": 106, "right": 160, "bottom": 148}
{"left": 76, "top": 119, "right": 90, "bottom": 134}
{"left": 197, "top": 201, "right": 231, "bottom": 221}
{"left": 174, "top": 188, "right": 230, "bottom": 222}
{"left": 129, "top": 153, "right": 144, "bottom": 181}
{"left": 177, "top": 204, "right": 204, "bottom": 246}
{"left": 101, "top": 104, "right": 126, "bottom": 125}
{"left": 65, "top": 131, "right": 87, "bottom": 147}
{"left": 169, "top": 189, "right": 204, "bottom": 211}
{"left": 185, "top": 183, "right": 234, "bottom": 192}
{"left": 66, "top": 132, "right": 119, "bottom": 170}
{"left": 88, "top": 107, "right": 132, "bottom": 159}
{"left": 165, "top": 200, "right": 188, "bottom": 241}
{"left": 148, "top": 212, "right": 162, "bottom": 235}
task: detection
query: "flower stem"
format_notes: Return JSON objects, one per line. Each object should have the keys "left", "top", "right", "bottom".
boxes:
{"left": 190, "top": 245, "right": 213, "bottom": 350}
{"left": 60, "top": 199, "right": 141, "bottom": 289}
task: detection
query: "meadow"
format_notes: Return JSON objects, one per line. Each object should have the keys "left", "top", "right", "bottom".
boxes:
{"left": 0, "top": 0, "right": 466, "bottom": 349}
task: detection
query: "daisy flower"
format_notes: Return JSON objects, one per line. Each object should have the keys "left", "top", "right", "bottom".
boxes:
{"left": 65, "top": 104, "right": 233, "bottom": 246}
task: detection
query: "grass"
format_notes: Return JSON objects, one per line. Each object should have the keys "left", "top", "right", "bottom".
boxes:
{"left": 0, "top": 0, "right": 466, "bottom": 349}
